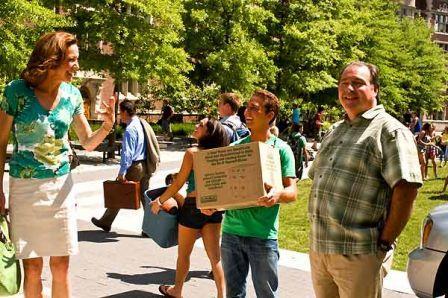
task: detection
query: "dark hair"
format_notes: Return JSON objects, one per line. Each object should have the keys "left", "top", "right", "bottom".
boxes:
{"left": 21, "top": 32, "right": 78, "bottom": 87}
{"left": 119, "top": 99, "right": 136, "bottom": 116}
{"left": 165, "top": 174, "right": 174, "bottom": 185}
{"left": 219, "top": 93, "right": 241, "bottom": 113}
{"left": 197, "top": 118, "right": 230, "bottom": 149}
{"left": 422, "top": 122, "right": 431, "bottom": 132}
{"left": 237, "top": 105, "right": 247, "bottom": 123}
{"left": 292, "top": 123, "right": 303, "bottom": 132}
{"left": 252, "top": 89, "right": 279, "bottom": 125}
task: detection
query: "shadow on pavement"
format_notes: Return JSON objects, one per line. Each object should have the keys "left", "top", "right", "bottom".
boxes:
{"left": 428, "top": 193, "right": 448, "bottom": 201}
{"left": 106, "top": 265, "right": 211, "bottom": 285}
{"left": 78, "top": 230, "right": 144, "bottom": 243}
{"left": 101, "top": 290, "right": 163, "bottom": 297}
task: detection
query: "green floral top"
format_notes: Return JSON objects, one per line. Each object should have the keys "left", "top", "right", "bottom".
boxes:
{"left": 0, "top": 80, "right": 84, "bottom": 179}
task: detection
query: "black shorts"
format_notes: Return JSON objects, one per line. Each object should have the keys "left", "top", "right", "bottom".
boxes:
{"left": 178, "top": 197, "right": 223, "bottom": 229}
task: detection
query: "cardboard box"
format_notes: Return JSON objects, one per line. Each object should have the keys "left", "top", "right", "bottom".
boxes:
{"left": 193, "top": 142, "right": 283, "bottom": 210}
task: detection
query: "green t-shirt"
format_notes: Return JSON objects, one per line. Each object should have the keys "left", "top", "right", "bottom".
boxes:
{"left": 222, "top": 135, "right": 296, "bottom": 239}
{"left": 289, "top": 132, "right": 307, "bottom": 163}
{"left": 0, "top": 80, "right": 84, "bottom": 179}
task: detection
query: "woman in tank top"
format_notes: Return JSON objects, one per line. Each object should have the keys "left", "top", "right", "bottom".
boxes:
{"left": 417, "top": 122, "right": 437, "bottom": 180}
{"left": 151, "top": 117, "right": 229, "bottom": 298}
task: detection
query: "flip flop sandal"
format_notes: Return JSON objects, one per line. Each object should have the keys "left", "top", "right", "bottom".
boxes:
{"left": 158, "top": 285, "right": 177, "bottom": 298}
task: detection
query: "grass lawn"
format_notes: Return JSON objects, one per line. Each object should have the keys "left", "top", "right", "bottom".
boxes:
{"left": 278, "top": 162, "right": 448, "bottom": 271}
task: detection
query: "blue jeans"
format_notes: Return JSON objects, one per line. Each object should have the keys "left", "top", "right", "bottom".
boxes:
{"left": 221, "top": 232, "right": 279, "bottom": 298}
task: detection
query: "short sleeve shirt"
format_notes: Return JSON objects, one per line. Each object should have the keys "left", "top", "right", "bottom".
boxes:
{"left": 308, "top": 105, "right": 423, "bottom": 254}
{"left": 290, "top": 132, "right": 307, "bottom": 162}
{"left": 222, "top": 135, "right": 296, "bottom": 240}
{"left": 0, "top": 80, "right": 84, "bottom": 179}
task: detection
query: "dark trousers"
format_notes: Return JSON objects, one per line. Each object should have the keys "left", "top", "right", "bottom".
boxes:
{"left": 97, "top": 161, "right": 150, "bottom": 227}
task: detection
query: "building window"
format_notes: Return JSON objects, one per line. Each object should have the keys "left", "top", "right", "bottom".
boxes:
{"left": 435, "top": 13, "right": 448, "bottom": 33}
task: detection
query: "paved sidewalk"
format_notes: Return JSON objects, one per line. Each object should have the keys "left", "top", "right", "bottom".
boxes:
{"left": 32, "top": 220, "right": 413, "bottom": 298}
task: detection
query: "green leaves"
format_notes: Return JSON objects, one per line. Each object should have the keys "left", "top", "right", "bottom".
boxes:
{"left": 359, "top": 2, "right": 448, "bottom": 115}
{"left": 0, "top": 0, "right": 67, "bottom": 92}
{"left": 63, "top": 0, "right": 191, "bottom": 89}
{"left": 1, "top": 0, "right": 446, "bottom": 117}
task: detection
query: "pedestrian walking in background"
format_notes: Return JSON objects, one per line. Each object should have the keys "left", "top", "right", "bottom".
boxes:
{"left": 409, "top": 111, "right": 421, "bottom": 135}
{"left": 292, "top": 103, "right": 301, "bottom": 125}
{"left": 92, "top": 99, "right": 160, "bottom": 233}
{"left": 237, "top": 104, "right": 247, "bottom": 124}
{"left": 311, "top": 106, "right": 324, "bottom": 151}
{"left": 417, "top": 123, "right": 437, "bottom": 180}
{"left": 440, "top": 130, "right": 448, "bottom": 191}
{"left": 441, "top": 126, "right": 448, "bottom": 167}
{"left": 403, "top": 109, "right": 412, "bottom": 128}
{"left": 161, "top": 99, "right": 174, "bottom": 141}
{"left": 0, "top": 32, "right": 115, "bottom": 297}
{"left": 218, "top": 90, "right": 297, "bottom": 298}
{"left": 217, "top": 93, "right": 250, "bottom": 143}
{"left": 425, "top": 124, "right": 438, "bottom": 179}
{"left": 150, "top": 117, "right": 229, "bottom": 298}
{"left": 288, "top": 123, "right": 309, "bottom": 179}
{"left": 308, "top": 61, "right": 422, "bottom": 298}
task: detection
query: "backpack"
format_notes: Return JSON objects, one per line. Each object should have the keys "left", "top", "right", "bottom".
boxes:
{"left": 288, "top": 132, "right": 306, "bottom": 159}
{"left": 222, "top": 119, "right": 250, "bottom": 142}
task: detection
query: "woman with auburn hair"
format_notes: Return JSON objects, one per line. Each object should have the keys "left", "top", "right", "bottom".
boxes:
{"left": 0, "top": 32, "right": 115, "bottom": 297}
{"left": 151, "top": 117, "right": 229, "bottom": 298}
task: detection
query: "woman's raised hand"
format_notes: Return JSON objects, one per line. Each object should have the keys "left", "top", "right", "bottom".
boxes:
{"left": 100, "top": 96, "right": 116, "bottom": 130}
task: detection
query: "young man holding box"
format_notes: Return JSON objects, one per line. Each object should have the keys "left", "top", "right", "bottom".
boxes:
{"left": 221, "top": 89, "right": 297, "bottom": 297}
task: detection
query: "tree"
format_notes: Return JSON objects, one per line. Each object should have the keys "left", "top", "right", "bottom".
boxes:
{"left": 264, "top": 0, "right": 447, "bottom": 119}
{"left": 59, "top": 0, "right": 191, "bottom": 100}
{"left": 361, "top": 9, "right": 448, "bottom": 115}
{"left": 0, "top": 0, "right": 67, "bottom": 91}
{"left": 183, "top": 0, "right": 276, "bottom": 98}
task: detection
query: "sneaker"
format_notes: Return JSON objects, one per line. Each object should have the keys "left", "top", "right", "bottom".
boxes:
{"left": 91, "top": 217, "right": 111, "bottom": 232}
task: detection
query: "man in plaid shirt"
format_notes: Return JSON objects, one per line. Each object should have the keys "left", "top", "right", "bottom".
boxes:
{"left": 308, "top": 61, "right": 422, "bottom": 297}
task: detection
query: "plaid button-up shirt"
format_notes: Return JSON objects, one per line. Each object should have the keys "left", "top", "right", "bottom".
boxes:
{"left": 308, "top": 105, "right": 422, "bottom": 254}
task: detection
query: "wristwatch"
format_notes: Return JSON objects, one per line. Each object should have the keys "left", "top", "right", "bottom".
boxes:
{"left": 378, "top": 240, "right": 393, "bottom": 252}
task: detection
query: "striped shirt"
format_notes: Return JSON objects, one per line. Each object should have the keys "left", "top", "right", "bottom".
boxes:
{"left": 308, "top": 105, "right": 422, "bottom": 254}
